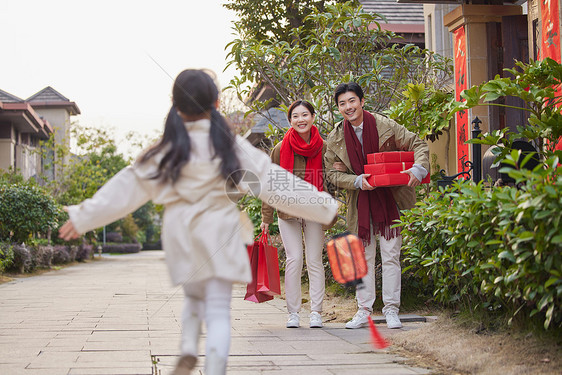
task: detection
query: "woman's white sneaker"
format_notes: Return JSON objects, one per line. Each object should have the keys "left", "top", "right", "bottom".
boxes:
{"left": 286, "top": 312, "right": 300, "bottom": 328}
{"left": 309, "top": 312, "right": 323, "bottom": 328}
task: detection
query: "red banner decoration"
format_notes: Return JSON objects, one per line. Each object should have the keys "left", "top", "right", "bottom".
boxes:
{"left": 540, "top": 0, "right": 562, "bottom": 150}
{"left": 540, "top": 0, "right": 561, "bottom": 62}
{"left": 454, "top": 26, "right": 469, "bottom": 172}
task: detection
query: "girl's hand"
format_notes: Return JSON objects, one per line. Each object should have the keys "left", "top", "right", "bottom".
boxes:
{"left": 260, "top": 222, "right": 269, "bottom": 233}
{"left": 59, "top": 207, "right": 81, "bottom": 241}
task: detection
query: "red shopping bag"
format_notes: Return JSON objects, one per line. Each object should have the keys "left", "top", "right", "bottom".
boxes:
{"left": 256, "top": 231, "right": 281, "bottom": 296}
{"left": 244, "top": 230, "right": 280, "bottom": 302}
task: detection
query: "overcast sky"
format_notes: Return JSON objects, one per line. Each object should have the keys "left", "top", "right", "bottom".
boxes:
{"left": 1, "top": 1, "right": 239, "bottom": 145}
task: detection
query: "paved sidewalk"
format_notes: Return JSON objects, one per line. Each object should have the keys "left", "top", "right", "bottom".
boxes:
{"left": 0, "top": 251, "right": 433, "bottom": 375}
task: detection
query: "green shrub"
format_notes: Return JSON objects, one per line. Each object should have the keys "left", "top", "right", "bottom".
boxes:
{"left": 121, "top": 214, "right": 140, "bottom": 243}
{"left": 11, "top": 244, "right": 32, "bottom": 273}
{"left": 101, "top": 243, "right": 141, "bottom": 254}
{"left": 52, "top": 245, "right": 71, "bottom": 265}
{"left": 29, "top": 245, "right": 54, "bottom": 269}
{"left": 238, "top": 195, "right": 279, "bottom": 237}
{"left": 76, "top": 244, "right": 93, "bottom": 261}
{"left": 0, "top": 243, "right": 14, "bottom": 273}
{"left": 397, "top": 156, "right": 562, "bottom": 329}
{"left": 0, "top": 183, "right": 62, "bottom": 243}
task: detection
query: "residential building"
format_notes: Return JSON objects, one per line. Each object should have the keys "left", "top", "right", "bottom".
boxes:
{"left": 0, "top": 87, "right": 80, "bottom": 180}
{"left": 420, "top": 0, "right": 561, "bottom": 175}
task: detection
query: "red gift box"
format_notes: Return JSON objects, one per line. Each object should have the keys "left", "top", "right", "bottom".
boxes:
{"left": 367, "top": 151, "right": 414, "bottom": 164}
{"left": 366, "top": 173, "right": 409, "bottom": 187}
{"left": 366, "top": 172, "right": 430, "bottom": 186}
{"left": 364, "top": 162, "right": 414, "bottom": 175}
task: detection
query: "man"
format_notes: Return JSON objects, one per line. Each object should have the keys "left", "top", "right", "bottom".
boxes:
{"left": 324, "top": 82, "right": 429, "bottom": 329}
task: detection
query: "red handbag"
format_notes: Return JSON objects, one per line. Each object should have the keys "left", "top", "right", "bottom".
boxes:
{"left": 244, "top": 230, "right": 281, "bottom": 303}
{"left": 256, "top": 231, "right": 281, "bottom": 296}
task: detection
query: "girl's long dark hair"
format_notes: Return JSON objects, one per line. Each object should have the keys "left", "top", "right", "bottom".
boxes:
{"left": 140, "top": 69, "right": 242, "bottom": 184}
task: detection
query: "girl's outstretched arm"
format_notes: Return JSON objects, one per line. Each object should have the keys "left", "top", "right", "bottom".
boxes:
{"left": 63, "top": 167, "right": 151, "bottom": 237}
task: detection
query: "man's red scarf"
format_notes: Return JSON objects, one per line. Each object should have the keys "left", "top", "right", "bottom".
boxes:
{"left": 279, "top": 126, "right": 324, "bottom": 191}
{"left": 344, "top": 110, "right": 399, "bottom": 243}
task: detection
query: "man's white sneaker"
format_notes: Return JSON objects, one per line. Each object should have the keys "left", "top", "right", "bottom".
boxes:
{"left": 385, "top": 311, "right": 403, "bottom": 329}
{"left": 345, "top": 309, "right": 371, "bottom": 329}
{"left": 309, "top": 312, "right": 323, "bottom": 328}
{"left": 286, "top": 312, "right": 300, "bottom": 328}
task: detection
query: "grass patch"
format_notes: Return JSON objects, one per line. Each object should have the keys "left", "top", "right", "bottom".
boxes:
{"left": 391, "top": 311, "right": 562, "bottom": 375}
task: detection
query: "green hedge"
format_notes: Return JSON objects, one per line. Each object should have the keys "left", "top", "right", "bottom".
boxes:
{"left": 397, "top": 158, "right": 561, "bottom": 329}
{"left": 0, "top": 183, "right": 62, "bottom": 243}
{"left": 1, "top": 243, "right": 93, "bottom": 273}
{"left": 101, "top": 243, "right": 141, "bottom": 254}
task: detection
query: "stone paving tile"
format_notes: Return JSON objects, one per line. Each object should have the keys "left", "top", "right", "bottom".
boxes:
{"left": 2, "top": 366, "right": 71, "bottom": 375}
{"left": 26, "top": 351, "right": 80, "bottom": 368}
{"left": 76, "top": 350, "right": 152, "bottom": 363}
{"left": 81, "top": 339, "right": 150, "bottom": 351}
{"left": 68, "top": 368, "right": 152, "bottom": 375}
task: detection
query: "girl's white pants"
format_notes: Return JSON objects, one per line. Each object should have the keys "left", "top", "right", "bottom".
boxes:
{"left": 181, "top": 278, "right": 232, "bottom": 359}
{"left": 278, "top": 217, "right": 325, "bottom": 313}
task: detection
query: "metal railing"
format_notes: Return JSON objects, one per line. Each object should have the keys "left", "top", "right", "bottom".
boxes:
{"left": 437, "top": 116, "right": 482, "bottom": 188}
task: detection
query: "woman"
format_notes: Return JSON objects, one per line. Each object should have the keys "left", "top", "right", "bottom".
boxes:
{"left": 59, "top": 71, "right": 338, "bottom": 375}
{"left": 261, "top": 100, "right": 333, "bottom": 329}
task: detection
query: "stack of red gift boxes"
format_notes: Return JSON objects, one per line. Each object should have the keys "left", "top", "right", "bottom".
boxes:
{"left": 364, "top": 151, "right": 430, "bottom": 187}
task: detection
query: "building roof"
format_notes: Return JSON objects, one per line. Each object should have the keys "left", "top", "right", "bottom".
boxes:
{"left": 251, "top": 108, "right": 290, "bottom": 134}
{"left": 244, "top": 107, "right": 290, "bottom": 145}
{"left": 359, "top": 0, "right": 424, "bottom": 24}
{"left": 26, "top": 86, "right": 81, "bottom": 115}
{"left": 0, "top": 101, "right": 53, "bottom": 138}
{"left": 27, "top": 86, "right": 70, "bottom": 102}
{"left": 0, "top": 88, "right": 24, "bottom": 103}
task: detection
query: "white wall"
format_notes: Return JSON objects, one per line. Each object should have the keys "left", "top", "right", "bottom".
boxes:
{"left": 424, "top": 4, "right": 456, "bottom": 59}
{"left": 32, "top": 107, "right": 71, "bottom": 180}
{"left": 0, "top": 138, "right": 15, "bottom": 171}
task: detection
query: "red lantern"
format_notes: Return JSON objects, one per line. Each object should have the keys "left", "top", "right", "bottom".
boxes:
{"left": 326, "top": 232, "right": 367, "bottom": 288}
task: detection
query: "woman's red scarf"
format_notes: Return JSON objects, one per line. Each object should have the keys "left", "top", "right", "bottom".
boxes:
{"left": 344, "top": 110, "right": 399, "bottom": 243}
{"left": 279, "top": 126, "right": 324, "bottom": 191}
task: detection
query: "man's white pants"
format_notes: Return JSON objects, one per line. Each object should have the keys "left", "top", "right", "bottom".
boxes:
{"left": 181, "top": 278, "right": 232, "bottom": 358}
{"left": 356, "top": 225, "right": 402, "bottom": 315}
{"left": 278, "top": 217, "right": 325, "bottom": 313}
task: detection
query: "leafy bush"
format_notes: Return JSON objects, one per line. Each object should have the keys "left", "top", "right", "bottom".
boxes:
{"left": 76, "top": 244, "right": 93, "bottom": 261}
{"left": 101, "top": 243, "right": 141, "bottom": 254}
{"left": 397, "top": 156, "right": 562, "bottom": 329}
{"left": 106, "top": 232, "right": 123, "bottom": 243}
{"left": 142, "top": 240, "right": 163, "bottom": 250}
{"left": 11, "top": 244, "right": 32, "bottom": 273}
{"left": 238, "top": 195, "right": 279, "bottom": 237}
{"left": 52, "top": 246, "right": 71, "bottom": 265}
{"left": 1, "top": 242, "right": 91, "bottom": 272}
{"left": 29, "top": 246, "right": 54, "bottom": 269}
{"left": 0, "top": 183, "right": 62, "bottom": 243}
{"left": 121, "top": 214, "right": 140, "bottom": 243}
{"left": 0, "top": 243, "right": 14, "bottom": 273}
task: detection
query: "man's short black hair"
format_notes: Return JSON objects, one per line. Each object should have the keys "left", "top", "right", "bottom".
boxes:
{"left": 334, "top": 82, "right": 364, "bottom": 103}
